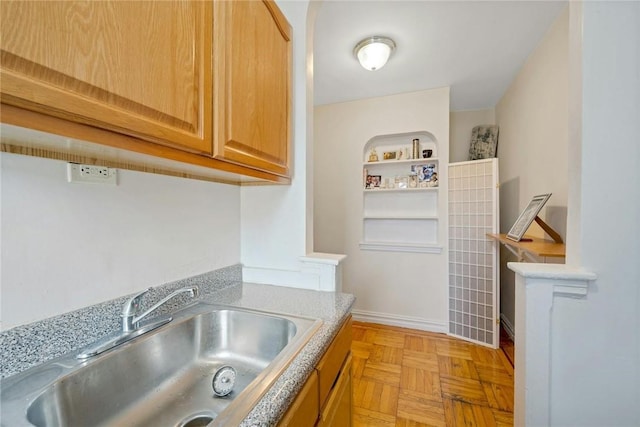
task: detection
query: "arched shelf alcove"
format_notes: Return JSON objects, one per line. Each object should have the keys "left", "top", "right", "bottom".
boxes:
{"left": 361, "top": 131, "right": 442, "bottom": 253}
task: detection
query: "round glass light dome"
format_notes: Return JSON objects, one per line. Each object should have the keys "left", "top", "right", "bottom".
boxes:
{"left": 354, "top": 36, "right": 396, "bottom": 71}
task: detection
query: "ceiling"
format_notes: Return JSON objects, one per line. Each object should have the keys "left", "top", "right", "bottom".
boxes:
{"left": 313, "top": 0, "right": 567, "bottom": 110}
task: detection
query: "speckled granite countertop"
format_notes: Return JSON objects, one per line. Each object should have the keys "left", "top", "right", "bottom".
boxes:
{"left": 0, "top": 266, "right": 354, "bottom": 427}
{"left": 208, "top": 283, "right": 355, "bottom": 427}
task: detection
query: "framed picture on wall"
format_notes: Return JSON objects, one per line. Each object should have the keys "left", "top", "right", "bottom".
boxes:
{"left": 506, "top": 193, "right": 552, "bottom": 241}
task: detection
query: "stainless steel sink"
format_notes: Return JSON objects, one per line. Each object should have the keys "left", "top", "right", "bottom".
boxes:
{"left": 1, "top": 303, "right": 321, "bottom": 427}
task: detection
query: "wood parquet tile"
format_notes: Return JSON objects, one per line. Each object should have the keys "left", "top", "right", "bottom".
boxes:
{"left": 397, "top": 391, "right": 446, "bottom": 427}
{"left": 354, "top": 407, "right": 397, "bottom": 427}
{"left": 352, "top": 321, "right": 514, "bottom": 427}
{"left": 362, "top": 361, "right": 402, "bottom": 387}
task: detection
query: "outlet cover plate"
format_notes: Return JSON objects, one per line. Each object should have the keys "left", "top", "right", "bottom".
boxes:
{"left": 67, "top": 163, "right": 117, "bottom": 185}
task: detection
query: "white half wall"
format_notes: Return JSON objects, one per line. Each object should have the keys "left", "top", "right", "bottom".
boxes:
{"left": 0, "top": 152, "right": 240, "bottom": 330}
{"left": 494, "top": 6, "right": 570, "bottom": 330}
{"left": 314, "top": 88, "right": 450, "bottom": 331}
{"left": 449, "top": 109, "right": 496, "bottom": 163}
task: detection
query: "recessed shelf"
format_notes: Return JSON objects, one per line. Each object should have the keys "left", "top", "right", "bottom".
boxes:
{"left": 363, "top": 187, "right": 438, "bottom": 193}
{"left": 364, "top": 157, "right": 439, "bottom": 166}
{"left": 362, "top": 131, "right": 441, "bottom": 252}
{"left": 363, "top": 215, "right": 438, "bottom": 220}
{"left": 359, "top": 241, "right": 443, "bottom": 254}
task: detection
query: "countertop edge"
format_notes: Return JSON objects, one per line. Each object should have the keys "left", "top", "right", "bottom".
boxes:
{"left": 249, "top": 304, "right": 354, "bottom": 426}
{"left": 212, "top": 283, "right": 355, "bottom": 427}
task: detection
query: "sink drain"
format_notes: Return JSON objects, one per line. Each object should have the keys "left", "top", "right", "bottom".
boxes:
{"left": 212, "top": 365, "right": 236, "bottom": 397}
{"left": 179, "top": 412, "right": 216, "bottom": 427}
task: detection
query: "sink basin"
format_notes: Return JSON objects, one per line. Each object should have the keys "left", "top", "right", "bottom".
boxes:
{"left": 1, "top": 303, "right": 321, "bottom": 427}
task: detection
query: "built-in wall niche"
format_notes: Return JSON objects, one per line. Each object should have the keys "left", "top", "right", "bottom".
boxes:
{"left": 363, "top": 190, "right": 438, "bottom": 218}
{"left": 360, "top": 131, "right": 442, "bottom": 253}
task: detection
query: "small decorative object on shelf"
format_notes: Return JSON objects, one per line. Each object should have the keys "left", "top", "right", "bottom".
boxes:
{"left": 365, "top": 174, "right": 381, "bottom": 189}
{"left": 395, "top": 175, "right": 408, "bottom": 189}
{"left": 411, "top": 163, "right": 437, "bottom": 183}
{"left": 412, "top": 138, "right": 420, "bottom": 159}
{"left": 383, "top": 151, "right": 397, "bottom": 160}
{"left": 368, "top": 148, "right": 379, "bottom": 162}
{"left": 427, "top": 172, "right": 438, "bottom": 187}
{"left": 409, "top": 172, "right": 418, "bottom": 188}
{"left": 422, "top": 149, "right": 433, "bottom": 158}
{"left": 424, "top": 164, "right": 436, "bottom": 182}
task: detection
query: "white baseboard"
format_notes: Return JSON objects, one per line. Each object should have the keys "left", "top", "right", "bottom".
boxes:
{"left": 500, "top": 313, "right": 515, "bottom": 339}
{"left": 351, "top": 309, "right": 447, "bottom": 334}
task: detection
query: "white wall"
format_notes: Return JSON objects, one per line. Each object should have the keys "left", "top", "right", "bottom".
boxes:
{"left": 550, "top": 1, "right": 640, "bottom": 424}
{"left": 0, "top": 0, "right": 314, "bottom": 331}
{"left": 0, "top": 152, "right": 240, "bottom": 330}
{"left": 314, "top": 88, "right": 450, "bottom": 331}
{"left": 240, "top": 0, "right": 318, "bottom": 288}
{"left": 494, "top": 6, "right": 569, "bottom": 330}
{"left": 449, "top": 109, "right": 496, "bottom": 163}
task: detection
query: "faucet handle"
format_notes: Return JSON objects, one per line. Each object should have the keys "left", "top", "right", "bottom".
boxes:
{"left": 122, "top": 287, "right": 153, "bottom": 317}
{"left": 189, "top": 285, "right": 200, "bottom": 298}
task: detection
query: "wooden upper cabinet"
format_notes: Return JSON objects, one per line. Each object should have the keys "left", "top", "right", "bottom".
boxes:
{"left": 212, "top": 0, "right": 292, "bottom": 177}
{"left": 0, "top": 1, "right": 212, "bottom": 154}
{"left": 1, "top": 0, "right": 292, "bottom": 181}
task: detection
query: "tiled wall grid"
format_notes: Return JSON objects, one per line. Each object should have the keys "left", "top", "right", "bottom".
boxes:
{"left": 448, "top": 159, "right": 498, "bottom": 346}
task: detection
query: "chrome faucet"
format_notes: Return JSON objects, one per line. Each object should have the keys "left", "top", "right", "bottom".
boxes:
{"left": 77, "top": 285, "right": 199, "bottom": 359}
{"left": 122, "top": 286, "right": 199, "bottom": 332}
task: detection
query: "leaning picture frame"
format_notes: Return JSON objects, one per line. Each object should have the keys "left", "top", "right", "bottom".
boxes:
{"left": 506, "top": 193, "right": 552, "bottom": 242}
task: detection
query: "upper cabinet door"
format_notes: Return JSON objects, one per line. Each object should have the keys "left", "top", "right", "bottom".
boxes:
{"left": 213, "top": 0, "right": 292, "bottom": 177}
{"left": 0, "top": 1, "right": 212, "bottom": 154}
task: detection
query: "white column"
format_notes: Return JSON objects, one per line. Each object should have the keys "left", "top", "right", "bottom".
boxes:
{"left": 509, "top": 262, "right": 596, "bottom": 426}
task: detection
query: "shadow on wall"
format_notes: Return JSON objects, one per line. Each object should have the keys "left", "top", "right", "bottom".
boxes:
{"left": 500, "top": 176, "right": 521, "bottom": 233}
{"left": 544, "top": 205, "right": 567, "bottom": 241}
{"left": 498, "top": 176, "right": 520, "bottom": 334}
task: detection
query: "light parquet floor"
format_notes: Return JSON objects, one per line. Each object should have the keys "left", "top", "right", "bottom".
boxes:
{"left": 352, "top": 321, "right": 514, "bottom": 427}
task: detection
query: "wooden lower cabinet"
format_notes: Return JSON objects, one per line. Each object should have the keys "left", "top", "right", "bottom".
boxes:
{"left": 279, "top": 371, "right": 319, "bottom": 427}
{"left": 318, "top": 355, "right": 352, "bottom": 427}
{"left": 278, "top": 315, "right": 353, "bottom": 427}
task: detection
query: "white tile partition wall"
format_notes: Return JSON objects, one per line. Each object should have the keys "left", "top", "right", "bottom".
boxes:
{"left": 448, "top": 158, "right": 499, "bottom": 348}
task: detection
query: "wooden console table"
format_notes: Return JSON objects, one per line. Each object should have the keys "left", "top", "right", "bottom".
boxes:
{"left": 487, "top": 233, "right": 565, "bottom": 263}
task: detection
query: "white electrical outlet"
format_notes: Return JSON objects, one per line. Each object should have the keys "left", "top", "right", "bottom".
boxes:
{"left": 67, "top": 163, "right": 117, "bottom": 185}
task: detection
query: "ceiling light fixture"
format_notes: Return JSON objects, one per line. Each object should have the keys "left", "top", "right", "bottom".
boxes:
{"left": 353, "top": 36, "right": 396, "bottom": 71}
